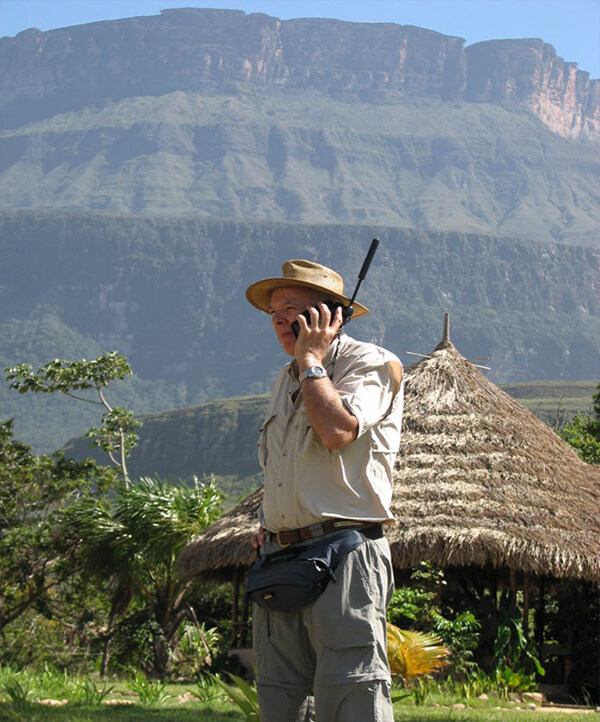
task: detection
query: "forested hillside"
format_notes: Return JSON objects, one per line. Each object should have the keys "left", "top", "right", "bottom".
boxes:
{"left": 2, "top": 210, "right": 600, "bottom": 450}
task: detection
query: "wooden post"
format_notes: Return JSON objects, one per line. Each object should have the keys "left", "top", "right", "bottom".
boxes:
{"left": 442, "top": 312, "right": 450, "bottom": 343}
{"left": 231, "top": 567, "right": 240, "bottom": 647}
{"left": 535, "top": 577, "right": 546, "bottom": 664}
{"left": 522, "top": 571, "right": 530, "bottom": 635}
{"left": 241, "top": 582, "right": 250, "bottom": 647}
{"left": 509, "top": 567, "right": 517, "bottom": 608}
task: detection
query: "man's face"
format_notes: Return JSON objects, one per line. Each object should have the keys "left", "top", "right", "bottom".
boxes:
{"left": 269, "top": 286, "right": 320, "bottom": 356}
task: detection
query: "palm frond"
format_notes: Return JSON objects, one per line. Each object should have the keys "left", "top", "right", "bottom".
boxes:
{"left": 387, "top": 622, "right": 450, "bottom": 680}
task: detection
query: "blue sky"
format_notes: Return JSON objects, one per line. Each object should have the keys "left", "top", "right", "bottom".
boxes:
{"left": 1, "top": 0, "right": 599, "bottom": 78}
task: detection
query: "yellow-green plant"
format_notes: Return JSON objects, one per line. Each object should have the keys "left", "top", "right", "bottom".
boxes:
{"left": 207, "top": 671, "right": 259, "bottom": 721}
{"left": 387, "top": 622, "right": 450, "bottom": 684}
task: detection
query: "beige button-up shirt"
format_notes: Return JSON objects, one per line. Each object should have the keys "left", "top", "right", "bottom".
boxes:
{"left": 258, "top": 333, "right": 404, "bottom": 532}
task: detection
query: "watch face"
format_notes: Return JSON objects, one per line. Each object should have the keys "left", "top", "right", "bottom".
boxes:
{"left": 300, "top": 365, "right": 327, "bottom": 383}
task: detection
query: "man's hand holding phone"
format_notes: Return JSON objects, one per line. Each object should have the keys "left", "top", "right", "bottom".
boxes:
{"left": 291, "top": 302, "right": 342, "bottom": 339}
{"left": 294, "top": 302, "right": 343, "bottom": 369}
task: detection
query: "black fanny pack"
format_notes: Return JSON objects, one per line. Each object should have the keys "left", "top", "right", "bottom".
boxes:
{"left": 246, "top": 528, "right": 376, "bottom": 612}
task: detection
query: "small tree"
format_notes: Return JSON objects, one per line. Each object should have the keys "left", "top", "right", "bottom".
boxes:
{"left": 560, "top": 381, "right": 600, "bottom": 464}
{"left": 5, "top": 352, "right": 140, "bottom": 485}
{"left": 62, "top": 475, "right": 225, "bottom": 678}
{"left": 0, "top": 419, "right": 114, "bottom": 640}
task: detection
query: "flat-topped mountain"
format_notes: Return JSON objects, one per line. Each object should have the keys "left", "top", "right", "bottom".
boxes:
{"left": 0, "top": 9, "right": 598, "bottom": 244}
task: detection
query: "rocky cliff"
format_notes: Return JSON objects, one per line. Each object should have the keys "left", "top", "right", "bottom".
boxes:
{"left": 2, "top": 210, "right": 599, "bottom": 385}
{"left": 2, "top": 210, "right": 600, "bottom": 450}
{"left": 65, "top": 394, "right": 268, "bottom": 493}
{"left": 466, "top": 39, "right": 600, "bottom": 138}
{"left": 1, "top": 8, "right": 597, "bottom": 138}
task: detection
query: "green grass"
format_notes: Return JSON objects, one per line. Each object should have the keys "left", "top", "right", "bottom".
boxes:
{"left": 0, "top": 705, "right": 241, "bottom": 721}
{"left": 0, "top": 700, "right": 596, "bottom": 722}
{"left": 501, "top": 380, "right": 598, "bottom": 427}
{"left": 0, "top": 674, "right": 595, "bottom": 722}
{"left": 393, "top": 710, "right": 595, "bottom": 721}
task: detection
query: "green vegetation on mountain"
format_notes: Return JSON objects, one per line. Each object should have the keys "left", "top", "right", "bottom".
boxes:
{"left": 1, "top": 89, "right": 598, "bottom": 245}
{"left": 501, "top": 380, "right": 599, "bottom": 427}
{"left": 62, "top": 379, "right": 598, "bottom": 505}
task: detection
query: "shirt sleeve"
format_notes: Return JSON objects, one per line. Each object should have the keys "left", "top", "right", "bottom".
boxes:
{"left": 335, "top": 349, "right": 403, "bottom": 439}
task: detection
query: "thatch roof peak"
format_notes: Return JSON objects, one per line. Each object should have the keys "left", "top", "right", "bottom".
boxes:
{"left": 434, "top": 339, "right": 454, "bottom": 352}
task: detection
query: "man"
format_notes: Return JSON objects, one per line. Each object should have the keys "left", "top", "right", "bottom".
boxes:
{"left": 245, "top": 258, "right": 404, "bottom": 722}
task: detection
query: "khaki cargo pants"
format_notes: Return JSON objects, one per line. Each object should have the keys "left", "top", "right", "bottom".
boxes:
{"left": 252, "top": 534, "right": 394, "bottom": 722}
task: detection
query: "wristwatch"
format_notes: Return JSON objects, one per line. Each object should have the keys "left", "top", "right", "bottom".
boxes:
{"left": 299, "top": 365, "right": 327, "bottom": 384}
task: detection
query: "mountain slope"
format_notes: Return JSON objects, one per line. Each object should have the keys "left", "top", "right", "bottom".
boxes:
{"left": 1, "top": 90, "right": 598, "bottom": 244}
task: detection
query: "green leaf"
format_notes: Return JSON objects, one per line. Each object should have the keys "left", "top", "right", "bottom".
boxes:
{"left": 206, "top": 672, "right": 259, "bottom": 719}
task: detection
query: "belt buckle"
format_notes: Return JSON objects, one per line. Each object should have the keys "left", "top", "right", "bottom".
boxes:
{"left": 276, "top": 527, "right": 291, "bottom": 549}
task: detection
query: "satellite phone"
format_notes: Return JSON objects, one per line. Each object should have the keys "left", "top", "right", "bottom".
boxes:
{"left": 291, "top": 238, "right": 380, "bottom": 338}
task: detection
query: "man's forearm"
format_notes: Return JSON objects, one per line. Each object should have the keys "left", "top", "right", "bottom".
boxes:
{"left": 294, "top": 303, "right": 357, "bottom": 449}
{"left": 301, "top": 375, "right": 358, "bottom": 450}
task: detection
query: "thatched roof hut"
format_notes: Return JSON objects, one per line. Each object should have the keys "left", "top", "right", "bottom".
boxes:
{"left": 177, "top": 334, "right": 600, "bottom": 585}
{"left": 388, "top": 338, "right": 600, "bottom": 583}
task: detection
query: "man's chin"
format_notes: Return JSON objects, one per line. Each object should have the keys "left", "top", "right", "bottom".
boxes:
{"left": 277, "top": 332, "right": 295, "bottom": 352}
{"left": 279, "top": 339, "right": 296, "bottom": 356}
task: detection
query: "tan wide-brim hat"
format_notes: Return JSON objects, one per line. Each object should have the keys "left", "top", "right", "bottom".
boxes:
{"left": 245, "top": 259, "right": 369, "bottom": 318}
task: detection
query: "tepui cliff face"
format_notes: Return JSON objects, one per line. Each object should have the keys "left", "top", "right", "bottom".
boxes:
{"left": 0, "top": 8, "right": 597, "bottom": 139}
{"left": 466, "top": 39, "right": 600, "bottom": 138}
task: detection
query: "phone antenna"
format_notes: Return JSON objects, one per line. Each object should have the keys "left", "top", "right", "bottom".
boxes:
{"left": 344, "top": 238, "right": 380, "bottom": 322}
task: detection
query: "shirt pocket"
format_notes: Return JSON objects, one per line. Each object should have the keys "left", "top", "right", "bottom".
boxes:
{"left": 294, "top": 412, "right": 330, "bottom": 464}
{"left": 257, "top": 414, "right": 276, "bottom": 469}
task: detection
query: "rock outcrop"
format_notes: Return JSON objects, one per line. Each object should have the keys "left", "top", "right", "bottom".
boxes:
{"left": 466, "top": 39, "right": 600, "bottom": 138}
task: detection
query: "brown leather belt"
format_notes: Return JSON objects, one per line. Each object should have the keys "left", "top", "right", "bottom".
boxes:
{"left": 265, "top": 520, "right": 382, "bottom": 548}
